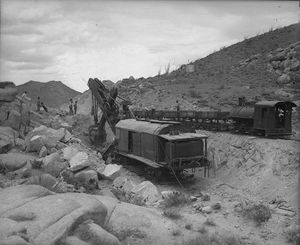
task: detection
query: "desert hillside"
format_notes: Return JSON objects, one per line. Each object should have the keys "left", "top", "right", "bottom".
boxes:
{"left": 17, "top": 80, "right": 81, "bottom": 108}
{"left": 69, "top": 23, "right": 300, "bottom": 117}
{"left": 115, "top": 23, "right": 300, "bottom": 111}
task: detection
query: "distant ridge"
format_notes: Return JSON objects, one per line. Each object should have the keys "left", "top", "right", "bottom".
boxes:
{"left": 17, "top": 80, "right": 81, "bottom": 108}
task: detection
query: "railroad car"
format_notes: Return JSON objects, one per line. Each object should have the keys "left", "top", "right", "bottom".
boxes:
{"left": 115, "top": 119, "right": 209, "bottom": 177}
{"left": 133, "top": 101, "right": 296, "bottom": 137}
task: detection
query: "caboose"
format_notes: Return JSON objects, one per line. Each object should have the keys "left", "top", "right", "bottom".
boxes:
{"left": 115, "top": 119, "right": 209, "bottom": 177}
{"left": 230, "top": 101, "right": 296, "bottom": 136}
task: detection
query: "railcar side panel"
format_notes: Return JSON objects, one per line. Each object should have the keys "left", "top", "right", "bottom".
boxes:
{"left": 141, "top": 133, "right": 157, "bottom": 161}
{"left": 118, "top": 129, "right": 129, "bottom": 152}
{"left": 132, "top": 132, "right": 141, "bottom": 156}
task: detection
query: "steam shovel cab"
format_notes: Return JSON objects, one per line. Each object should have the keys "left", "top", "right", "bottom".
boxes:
{"left": 115, "top": 119, "right": 209, "bottom": 177}
{"left": 253, "top": 101, "right": 296, "bottom": 137}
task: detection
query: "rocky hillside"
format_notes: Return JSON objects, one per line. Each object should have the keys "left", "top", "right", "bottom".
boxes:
{"left": 116, "top": 23, "right": 300, "bottom": 111}
{"left": 17, "top": 80, "right": 81, "bottom": 108}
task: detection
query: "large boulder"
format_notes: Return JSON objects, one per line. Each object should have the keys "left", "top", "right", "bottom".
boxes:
{"left": 43, "top": 152, "right": 68, "bottom": 177}
{"left": 74, "top": 169, "right": 98, "bottom": 190}
{"left": 130, "top": 181, "right": 161, "bottom": 205}
{"left": 113, "top": 176, "right": 136, "bottom": 193}
{"left": 95, "top": 196, "right": 183, "bottom": 245}
{"left": 0, "top": 139, "right": 12, "bottom": 154}
{"left": 26, "top": 173, "right": 69, "bottom": 193}
{"left": 62, "top": 146, "right": 80, "bottom": 161}
{"left": 294, "top": 45, "right": 300, "bottom": 60}
{"left": 70, "top": 220, "right": 120, "bottom": 245}
{"left": 0, "top": 126, "right": 18, "bottom": 143}
{"left": 69, "top": 152, "right": 89, "bottom": 170}
{"left": 26, "top": 135, "right": 46, "bottom": 152}
{"left": 268, "top": 51, "right": 286, "bottom": 62}
{"left": 0, "top": 184, "right": 188, "bottom": 245}
{"left": 1, "top": 110, "right": 22, "bottom": 131}
{"left": 39, "top": 146, "right": 48, "bottom": 157}
{"left": 290, "top": 59, "right": 300, "bottom": 71}
{"left": 25, "top": 126, "right": 70, "bottom": 151}
{"left": 0, "top": 152, "right": 35, "bottom": 172}
{"left": 102, "top": 164, "right": 122, "bottom": 179}
{"left": 277, "top": 74, "right": 291, "bottom": 84}
{"left": 0, "top": 185, "right": 110, "bottom": 245}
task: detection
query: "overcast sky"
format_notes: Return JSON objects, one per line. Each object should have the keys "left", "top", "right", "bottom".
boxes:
{"left": 0, "top": 0, "right": 299, "bottom": 92}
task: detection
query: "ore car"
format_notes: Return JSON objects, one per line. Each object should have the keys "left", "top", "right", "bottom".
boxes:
{"left": 115, "top": 119, "right": 209, "bottom": 177}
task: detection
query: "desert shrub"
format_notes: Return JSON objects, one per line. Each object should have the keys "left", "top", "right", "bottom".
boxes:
{"left": 197, "top": 225, "right": 207, "bottom": 234}
{"left": 219, "top": 46, "right": 226, "bottom": 51}
{"left": 162, "top": 207, "right": 182, "bottom": 219}
{"left": 111, "top": 188, "right": 145, "bottom": 206}
{"left": 284, "top": 226, "right": 300, "bottom": 243}
{"left": 162, "top": 191, "right": 191, "bottom": 208}
{"left": 172, "top": 228, "right": 181, "bottom": 236}
{"left": 218, "top": 84, "right": 225, "bottom": 89}
{"left": 189, "top": 90, "right": 201, "bottom": 98}
{"left": 204, "top": 218, "right": 216, "bottom": 226}
{"left": 242, "top": 202, "right": 271, "bottom": 225}
{"left": 183, "top": 232, "right": 242, "bottom": 245}
{"left": 185, "top": 223, "right": 192, "bottom": 230}
{"left": 110, "top": 228, "right": 146, "bottom": 241}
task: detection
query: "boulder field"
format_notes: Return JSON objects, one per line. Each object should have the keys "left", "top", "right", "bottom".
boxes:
{"left": 0, "top": 185, "right": 183, "bottom": 245}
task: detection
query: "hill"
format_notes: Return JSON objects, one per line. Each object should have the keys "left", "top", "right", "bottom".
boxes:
{"left": 17, "top": 80, "right": 81, "bottom": 108}
{"left": 65, "top": 23, "right": 300, "bottom": 135}
{"left": 116, "top": 23, "right": 300, "bottom": 111}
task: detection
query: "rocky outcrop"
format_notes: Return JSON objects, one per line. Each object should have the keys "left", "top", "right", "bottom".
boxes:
{"left": 0, "top": 185, "right": 181, "bottom": 245}
{"left": 131, "top": 181, "right": 161, "bottom": 205}
{"left": 102, "top": 164, "right": 122, "bottom": 179}
{"left": 0, "top": 152, "right": 35, "bottom": 173}
{"left": 0, "top": 126, "right": 19, "bottom": 153}
{"left": 42, "top": 152, "right": 68, "bottom": 178}
{"left": 267, "top": 42, "right": 300, "bottom": 85}
{"left": 1, "top": 109, "right": 22, "bottom": 131}
{"left": 25, "top": 125, "right": 71, "bottom": 152}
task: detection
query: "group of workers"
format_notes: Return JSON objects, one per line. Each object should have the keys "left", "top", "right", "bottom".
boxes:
{"left": 21, "top": 91, "right": 48, "bottom": 113}
{"left": 69, "top": 98, "right": 78, "bottom": 115}
{"left": 36, "top": 96, "right": 48, "bottom": 112}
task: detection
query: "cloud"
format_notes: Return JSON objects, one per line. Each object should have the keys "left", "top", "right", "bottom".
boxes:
{"left": 0, "top": 0, "right": 299, "bottom": 92}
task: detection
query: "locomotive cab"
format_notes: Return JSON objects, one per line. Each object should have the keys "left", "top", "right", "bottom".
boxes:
{"left": 253, "top": 101, "right": 296, "bottom": 136}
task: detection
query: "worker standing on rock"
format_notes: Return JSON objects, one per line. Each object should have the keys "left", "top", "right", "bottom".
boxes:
{"left": 176, "top": 100, "right": 180, "bottom": 119}
{"left": 36, "top": 96, "right": 41, "bottom": 112}
{"left": 69, "top": 98, "right": 73, "bottom": 115}
{"left": 19, "top": 91, "right": 31, "bottom": 136}
{"left": 74, "top": 100, "right": 78, "bottom": 115}
{"left": 21, "top": 91, "right": 28, "bottom": 101}
{"left": 41, "top": 102, "right": 48, "bottom": 112}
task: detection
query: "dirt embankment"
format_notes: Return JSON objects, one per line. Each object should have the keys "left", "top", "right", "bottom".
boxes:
{"left": 184, "top": 131, "right": 299, "bottom": 245}
{"left": 202, "top": 131, "right": 299, "bottom": 206}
